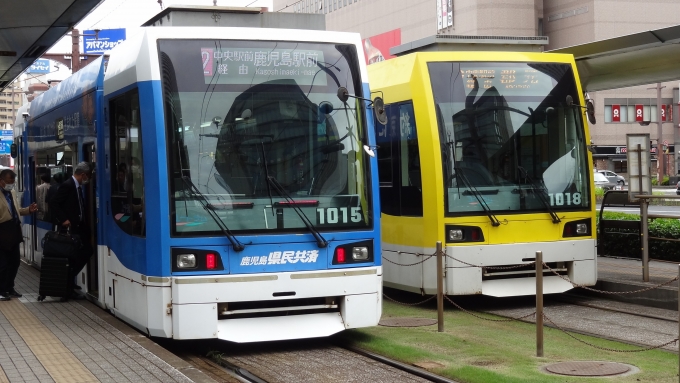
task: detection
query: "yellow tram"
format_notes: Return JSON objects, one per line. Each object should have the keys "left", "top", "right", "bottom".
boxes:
{"left": 369, "top": 52, "right": 597, "bottom": 296}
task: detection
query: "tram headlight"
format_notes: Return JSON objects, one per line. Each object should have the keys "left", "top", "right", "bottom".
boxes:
{"left": 352, "top": 247, "right": 369, "bottom": 260}
{"left": 562, "top": 219, "right": 591, "bottom": 237}
{"left": 445, "top": 225, "right": 485, "bottom": 243}
{"left": 332, "top": 240, "right": 373, "bottom": 265}
{"left": 177, "top": 254, "right": 197, "bottom": 269}
{"left": 576, "top": 223, "right": 588, "bottom": 234}
{"left": 448, "top": 229, "right": 464, "bottom": 241}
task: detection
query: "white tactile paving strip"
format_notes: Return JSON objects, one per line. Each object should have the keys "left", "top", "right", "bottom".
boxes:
{"left": 0, "top": 263, "right": 196, "bottom": 383}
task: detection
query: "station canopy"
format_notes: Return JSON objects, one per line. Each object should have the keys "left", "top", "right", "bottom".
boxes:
{"left": 0, "top": 0, "right": 103, "bottom": 90}
{"left": 550, "top": 23, "right": 680, "bottom": 92}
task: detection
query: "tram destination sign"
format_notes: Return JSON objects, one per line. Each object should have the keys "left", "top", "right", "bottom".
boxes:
{"left": 201, "top": 48, "right": 327, "bottom": 86}
{"left": 461, "top": 66, "right": 557, "bottom": 95}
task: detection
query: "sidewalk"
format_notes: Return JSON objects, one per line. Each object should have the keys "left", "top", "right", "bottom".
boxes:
{"left": 589, "top": 256, "right": 679, "bottom": 310}
{"left": 0, "top": 263, "right": 216, "bottom": 383}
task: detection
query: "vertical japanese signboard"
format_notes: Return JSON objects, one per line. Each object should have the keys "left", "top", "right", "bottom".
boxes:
{"left": 437, "top": 0, "right": 453, "bottom": 31}
{"left": 612, "top": 104, "right": 620, "bottom": 122}
{"left": 661, "top": 105, "right": 667, "bottom": 121}
{"left": 635, "top": 104, "right": 644, "bottom": 122}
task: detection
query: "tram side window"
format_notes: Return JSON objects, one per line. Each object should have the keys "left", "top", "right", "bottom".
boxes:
{"left": 109, "top": 90, "right": 145, "bottom": 237}
{"left": 376, "top": 102, "right": 422, "bottom": 217}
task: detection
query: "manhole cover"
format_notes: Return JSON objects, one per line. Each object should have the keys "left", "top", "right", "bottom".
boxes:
{"left": 545, "top": 361, "right": 631, "bottom": 377}
{"left": 379, "top": 317, "right": 438, "bottom": 327}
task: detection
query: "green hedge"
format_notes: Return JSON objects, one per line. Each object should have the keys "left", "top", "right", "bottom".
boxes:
{"left": 598, "top": 211, "right": 680, "bottom": 261}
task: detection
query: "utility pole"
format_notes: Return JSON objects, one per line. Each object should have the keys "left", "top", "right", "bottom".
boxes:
{"left": 71, "top": 29, "right": 81, "bottom": 73}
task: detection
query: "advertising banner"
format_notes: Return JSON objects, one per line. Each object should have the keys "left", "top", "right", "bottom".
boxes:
{"left": 612, "top": 104, "right": 620, "bottom": 122}
{"left": 635, "top": 104, "right": 644, "bottom": 122}
{"left": 84, "top": 29, "right": 126, "bottom": 54}
{"left": 362, "top": 29, "right": 401, "bottom": 65}
{"left": 437, "top": 0, "right": 453, "bottom": 30}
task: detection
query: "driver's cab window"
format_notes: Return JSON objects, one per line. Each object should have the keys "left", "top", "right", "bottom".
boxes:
{"left": 109, "top": 90, "right": 145, "bottom": 236}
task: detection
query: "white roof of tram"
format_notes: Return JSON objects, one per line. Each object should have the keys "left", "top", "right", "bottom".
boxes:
{"left": 549, "top": 23, "right": 680, "bottom": 92}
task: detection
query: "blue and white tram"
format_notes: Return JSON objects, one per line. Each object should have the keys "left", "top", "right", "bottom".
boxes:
{"left": 19, "top": 27, "right": 382, "bottom": 342}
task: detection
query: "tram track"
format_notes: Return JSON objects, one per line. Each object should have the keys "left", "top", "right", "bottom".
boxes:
{"left": 160, "top": 337, "right": 456, "bottom": 383}
{"left": 475, "top": 293, "right": 679, "bottom": 353}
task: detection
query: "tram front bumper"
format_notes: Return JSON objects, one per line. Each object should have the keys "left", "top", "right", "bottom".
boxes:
{"left": 444, "top": 239, "right": 596, "bottom": 296}
{"left": 170, "top": 266, "right": 382, "bottom": 341}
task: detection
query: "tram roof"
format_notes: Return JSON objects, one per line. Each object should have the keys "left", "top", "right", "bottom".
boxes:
{"left": 549, "top": 24, "right": 680, "bottom": 91}
{"left": 0, "top": 0, "right": 103, "bottom": 91}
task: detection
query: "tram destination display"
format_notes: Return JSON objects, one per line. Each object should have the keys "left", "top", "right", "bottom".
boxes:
{"left": 201, "top": 47, "right": 327, "bottom": 86}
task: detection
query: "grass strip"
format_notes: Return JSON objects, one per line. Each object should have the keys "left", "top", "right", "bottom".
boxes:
{"left": 338, "top": 300, "right": 677, "bottom": 383}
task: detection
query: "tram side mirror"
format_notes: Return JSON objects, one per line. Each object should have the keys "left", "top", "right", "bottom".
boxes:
{"left": 337, "top": 87, "right": 349, "bottom": 102}
{"left": 586, "top": 99, "right": 596, "bottom": 125}
{"left": 373, "top": 97, "right": 387, "bottom": 126}
{"left": 241, "top": 109, "right": 252, "bottom": 120}
{"left": 566, "top": 95, "right": 596, "bottom": 125}
{"left": 10, "top": 144, "right": 17, "bottom": 158}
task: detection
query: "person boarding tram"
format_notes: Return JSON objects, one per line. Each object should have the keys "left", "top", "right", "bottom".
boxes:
{"left": 49, "top": 162, "right": 93, "bottom": 291}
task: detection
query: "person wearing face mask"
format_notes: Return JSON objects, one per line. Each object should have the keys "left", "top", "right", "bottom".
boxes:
{"left": 0, "top": 169, "right": 38, "bottom": 301}
{"left": 49, "top": 162, "right": 93, "bottom": 292}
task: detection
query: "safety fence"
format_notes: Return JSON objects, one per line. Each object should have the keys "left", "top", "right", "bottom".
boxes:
{"left": 381, "top": 245, "right": 680, "bottom": 361}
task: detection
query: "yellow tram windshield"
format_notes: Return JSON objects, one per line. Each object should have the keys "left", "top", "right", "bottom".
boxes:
{"left": 428, "top": 61, "right": 590, "bottom": 216}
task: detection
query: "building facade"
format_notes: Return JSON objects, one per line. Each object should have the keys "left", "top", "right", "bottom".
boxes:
{"left": 0, "top": 84, "right": 23, "bottom": 129}
{"left": 274, "top": 0, "right": 680, "bottom": 180}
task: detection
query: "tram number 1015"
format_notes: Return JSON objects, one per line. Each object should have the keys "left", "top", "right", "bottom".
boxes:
{"left": 317, "top": 207, "right": 362, "bottom": 225}
{"left": 548, "top": 192, "right": 582, "bottom": 207}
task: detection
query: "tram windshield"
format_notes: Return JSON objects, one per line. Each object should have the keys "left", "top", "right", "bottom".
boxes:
{"left": 429, "top": 62, "right": 591, "bottom": 216}
{"left": 159, "top": 39, "right": 372, "bottom": 235}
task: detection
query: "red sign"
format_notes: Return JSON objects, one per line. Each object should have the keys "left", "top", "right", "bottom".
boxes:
{"left": 661, "top": 105, "right": 667, "bottom": 121}
{"left": 669, "top": 104, "right": 673, "bottom": 121}
{"left": 611, "top": 104, "right": 620, "bottom": 122}
{"left": 635, "top": 104, "right": 644, "bottom": 122}
{"left": 362, "top": 29, "right": 401, "bottom": 65}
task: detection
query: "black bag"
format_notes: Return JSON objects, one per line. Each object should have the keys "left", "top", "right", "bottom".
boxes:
{"left": 42, "top": 229, "right": 82, "bottom": 260}
{"left": 0, "top": 219, "right": 23, "bottom": 251}
{"left": 38, "top": 257, "right": 71, "bottom": 302}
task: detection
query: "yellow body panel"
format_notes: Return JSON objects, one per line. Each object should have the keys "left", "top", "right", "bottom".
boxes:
{"left": 368, "top": 51, "right": 596, "bottom": 249}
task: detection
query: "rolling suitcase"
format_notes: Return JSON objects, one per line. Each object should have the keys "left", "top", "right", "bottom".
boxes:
{"left": 37, "top": 257, "right": 71, "bottom": 302}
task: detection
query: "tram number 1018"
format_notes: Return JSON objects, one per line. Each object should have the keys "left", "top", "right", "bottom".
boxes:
{"left": 317, "top": 207, "right": 362, "bottom": 225}
{"left": 548, "top": 192, "right": 582, "bottom": 207}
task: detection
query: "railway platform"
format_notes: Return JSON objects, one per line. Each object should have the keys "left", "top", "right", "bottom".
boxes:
{"left": 588, "top": 255, "right": 680, "bottom": 310}
{"left": 0, "top": 263, "right": 217, "bottom": 383}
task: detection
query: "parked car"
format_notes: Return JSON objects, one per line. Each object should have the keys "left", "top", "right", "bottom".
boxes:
{"left": 594, "top": 171, "right": 618, "bottom": 191}
{"left": 597, "top": 170, "right": 626, "bottom": 185}
{"left": 676, "top": 180, "right": 680, "bottom": 195}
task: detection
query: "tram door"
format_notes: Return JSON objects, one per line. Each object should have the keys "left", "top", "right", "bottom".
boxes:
{"left": 83, "top": 143, "right": 99, "bottom": 298}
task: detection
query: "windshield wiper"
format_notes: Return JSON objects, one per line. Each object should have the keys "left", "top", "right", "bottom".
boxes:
{"left": 454, "top": 166, "right": 501, "bottom": 227}
{"left": 517, "top": 166, "right": 561, "bottom": 224}
{"left": 181, "top": 176, "right": 245, "bottom": 251}
{"left": 265, "top": 175, "right": 328, "bottom": 248}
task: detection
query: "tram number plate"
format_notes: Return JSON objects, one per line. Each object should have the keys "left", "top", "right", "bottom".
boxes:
{"left": 317, "top": 207, "right": 362, "bottom": 225}
{"left": 548, "top": 192, "right": 581, "bottom": 207}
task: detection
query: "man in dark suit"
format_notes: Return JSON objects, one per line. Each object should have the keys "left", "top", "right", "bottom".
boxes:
{"left": 50, "top": 162, "right": 93, "bottom": 291}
